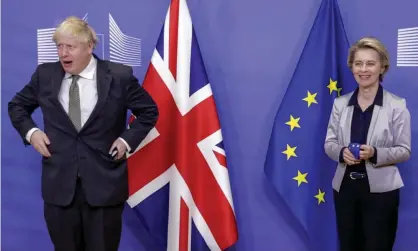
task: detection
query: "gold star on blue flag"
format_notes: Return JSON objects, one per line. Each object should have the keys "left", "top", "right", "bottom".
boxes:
{"left": 264, "top": 0, "right": 357, "bottom": 250}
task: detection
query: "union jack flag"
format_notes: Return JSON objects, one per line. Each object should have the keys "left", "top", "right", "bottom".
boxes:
{"left": 126, "top": 0, "right": 238, "bottom": 250}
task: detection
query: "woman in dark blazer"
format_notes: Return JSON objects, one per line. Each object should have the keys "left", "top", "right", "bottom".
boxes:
{"left": 324, "top": 37, "right": 411, "bottom": 251}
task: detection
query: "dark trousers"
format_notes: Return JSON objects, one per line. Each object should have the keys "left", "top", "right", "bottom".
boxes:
{"left": 333, "top": 172, "right": 400, "bottom": 251}
{"left": 44, "top": 178, "right": 125, "bottom": 251}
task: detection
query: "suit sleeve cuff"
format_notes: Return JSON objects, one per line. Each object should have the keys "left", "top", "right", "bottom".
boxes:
{"left": 370, "top": 147, "right": 377, "bottom": 164}
{"left": 339, "top": 147, "right": 346, "bottom": 163}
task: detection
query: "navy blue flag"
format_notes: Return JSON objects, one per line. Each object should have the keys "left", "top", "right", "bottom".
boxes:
{"left": 264, "top": 0, "right": 357, "bottom": 250}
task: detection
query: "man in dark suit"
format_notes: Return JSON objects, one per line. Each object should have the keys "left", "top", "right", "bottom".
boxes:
{"left": 8, "top": 16, "right": 158, "bottom": 251}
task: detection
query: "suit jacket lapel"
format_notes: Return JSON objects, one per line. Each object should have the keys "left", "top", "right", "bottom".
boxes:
{"left": 367, "top": 105, "right": 381, "bottom": 145}
{"left": 80, "top": 59, "right": 112, "bottom": 132}
{"left": 50, "top": 63, "right": 65, "bottom": 107}
{"left": 342, "top": 106, "right": 354, "bottom": 146}
{"left": 49, "top": 63, "right": 78, "bottom": 129}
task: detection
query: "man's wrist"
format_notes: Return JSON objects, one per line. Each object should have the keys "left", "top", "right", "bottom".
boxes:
{"left": 26, "top": 128, "right": 40, "bottom": 143}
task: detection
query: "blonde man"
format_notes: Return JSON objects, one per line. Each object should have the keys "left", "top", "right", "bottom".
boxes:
{"left": 325, "top": 37, "right": 411, "bottom": 251}
{"left": 8, "top": 16, "right": 159, "bottom": 250}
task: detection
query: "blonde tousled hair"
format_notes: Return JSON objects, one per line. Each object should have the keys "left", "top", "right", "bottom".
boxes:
{"left": 52, "top": 16, "right": 98, "bottom": 48}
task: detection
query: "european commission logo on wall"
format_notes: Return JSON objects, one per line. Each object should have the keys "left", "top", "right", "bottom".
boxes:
{"left": 36, "top": 13, "right": 141, "bottom": 67}
{"left": 397, "top": 26, "right": 418, "bottom": 67}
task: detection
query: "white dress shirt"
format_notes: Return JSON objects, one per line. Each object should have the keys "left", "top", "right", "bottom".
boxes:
{"left": 26, "top": 56, "right": 130, "bottom": 151}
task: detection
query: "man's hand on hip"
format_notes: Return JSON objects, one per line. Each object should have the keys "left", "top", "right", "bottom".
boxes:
{"left": 109, "top": 138, "right": 127, "bottom": 160}
{"left": 30, "top": 130, "right": 51, "bottom": 157}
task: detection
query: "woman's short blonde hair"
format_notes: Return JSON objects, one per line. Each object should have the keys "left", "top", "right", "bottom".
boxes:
{"left": 347, "top": 37, "right": 390, "bottom": 82}
{"left": 52, "top": 16, "right": 98, "bottom": 48}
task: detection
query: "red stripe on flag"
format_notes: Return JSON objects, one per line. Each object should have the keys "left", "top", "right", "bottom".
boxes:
{"left": 214, "top": 151, "right": 227, "bottom": 168}
{"left": 179, "top": 199, "right": 189, "bottom": 251}
{"left": 169, "top": 0, "right": 179, "bottom": 80}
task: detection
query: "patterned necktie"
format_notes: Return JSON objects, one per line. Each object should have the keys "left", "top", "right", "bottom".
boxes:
{"left": 68, "top": 75, "right": 81, "bottom": 131}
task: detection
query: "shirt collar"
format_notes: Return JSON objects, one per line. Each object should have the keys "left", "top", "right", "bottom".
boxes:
{"left": 64, "top": 55, "right": 96, "bottom": 80}
{"left": 348, "top": 84, "right": 383, "bottom": 107}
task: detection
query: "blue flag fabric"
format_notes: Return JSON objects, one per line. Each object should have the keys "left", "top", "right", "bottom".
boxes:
{"left": 264, "top": 0, "right": 357, "bottom": 250}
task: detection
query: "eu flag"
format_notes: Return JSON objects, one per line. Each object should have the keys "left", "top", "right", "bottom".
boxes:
{"left": 264, "top": 0, "right": 357, "bottom": 250}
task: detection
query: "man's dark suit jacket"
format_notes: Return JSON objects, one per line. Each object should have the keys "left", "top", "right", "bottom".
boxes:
{"left": 8, "top": 56, "right": 159, "bottom": 207}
